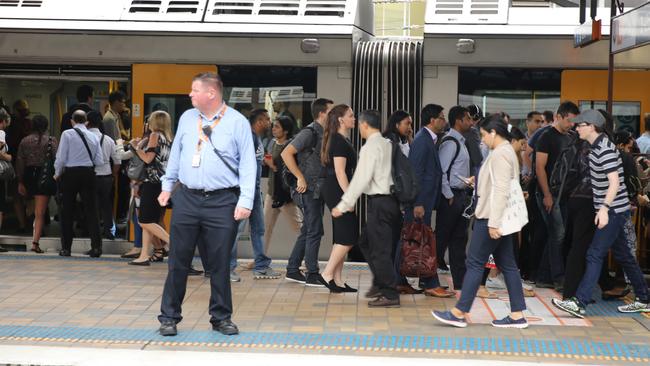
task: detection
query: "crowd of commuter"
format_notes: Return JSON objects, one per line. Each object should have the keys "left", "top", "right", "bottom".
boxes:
{"left": 1, "top": 75, "right": 650, "bottom": 337}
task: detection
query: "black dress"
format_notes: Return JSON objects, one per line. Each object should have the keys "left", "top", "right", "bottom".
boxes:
{"left": 323, "top": 133, "right": 358, "bottom": 246}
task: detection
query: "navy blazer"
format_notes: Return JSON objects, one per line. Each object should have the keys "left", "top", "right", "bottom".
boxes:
{"left": 409, "top": 128, "right": 443, "bottom": 213}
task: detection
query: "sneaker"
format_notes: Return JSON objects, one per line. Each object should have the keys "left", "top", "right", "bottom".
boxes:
{"left": 492, "top": 316, "right": 529, "bottom": 329}
{"left": 253, "top": 267, "right": 281, "bottom": 279}
{"left": 431, "top": 310, "right": 467, "bottom": 328}
{"left": 521, "top": 281, "right": 534, "bottom": 291}
{"left": 551, "top": 297, "right": 585, "bottom": 319}
{"left": 486, "top": 274, "right": 506, "bottom": 289}
{"left": 305, "top": 273, "right": 326, "bottom": 287}
{"left": 230, "top": 270, "right": 241, "bottom": 282}
{"left": 617, "top": 299, "right": 650, "bottom": 313}
{"left": 285, "top": 271, "right": 306, "bottom": 284}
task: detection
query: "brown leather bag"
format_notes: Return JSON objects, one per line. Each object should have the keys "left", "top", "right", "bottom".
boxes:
{"left": 399, "top": 221, "right": 437, "bottom": 278}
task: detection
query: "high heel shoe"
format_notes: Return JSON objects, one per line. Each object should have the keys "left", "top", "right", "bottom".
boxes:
{"left": 149, "top": 248, "right": 164, "bottom": 262}
{"left": 31, "top": 242, "right": 44, "bottom": 254}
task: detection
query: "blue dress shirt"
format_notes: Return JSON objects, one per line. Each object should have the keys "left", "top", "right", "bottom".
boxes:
{"left": 54, "top": 124, "right": 104, "bottom": 177}
{"left": 162, "top": 106, "right": 257, "bottom": 210}
{"left": 439, "top": 128, "right": 471, "bottom": 199}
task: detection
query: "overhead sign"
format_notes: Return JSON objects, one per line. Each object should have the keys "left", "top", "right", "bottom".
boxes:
{"left": 611, "top": 2, "right": 650, "bottom": 54}
{"left": 574, "top": 19, "right": 602, "bottom": 48}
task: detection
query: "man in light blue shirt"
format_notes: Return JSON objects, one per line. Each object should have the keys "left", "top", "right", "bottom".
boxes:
{"left": 55, "top": 110, "right": 104, "bottom": 258}
{"left": 157, "top": 72, "right": 256, "bottom": 338}
{"left": 436, "top": 105, "right": 473, "bottom": 290}
{"left": 636, "top": 114, "right": 650, "bottom": 154}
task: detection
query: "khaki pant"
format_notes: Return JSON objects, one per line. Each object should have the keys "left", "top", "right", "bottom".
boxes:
{"left": 263, "top": 194, "right": 302, "bottom": 253}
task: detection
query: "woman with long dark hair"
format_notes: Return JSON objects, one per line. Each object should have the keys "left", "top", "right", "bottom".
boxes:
{"left": 433, "top": 115, "right": 528, "bottom": 329}
{"left": 383, "top": 110, "right": 412, "bottom": 156}
{"left": 16, "top": 114, "right": 58, "bottom": 253}
{"left": 318, "top": 104, "right": 358, "bottom": 292}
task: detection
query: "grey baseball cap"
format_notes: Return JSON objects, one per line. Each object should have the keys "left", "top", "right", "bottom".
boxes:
{"left": 570, "top": 109, "right": 606, "bottom": 128}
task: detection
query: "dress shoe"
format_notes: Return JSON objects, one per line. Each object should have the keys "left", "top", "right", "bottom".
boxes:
{"left": 87, "top": 249, "right": 102, "bottom": 258}
{"left": 423, "top": 287, "right": 456, "bottom": 298}
{"left": 121, "top": 250, "right": 141, "bottom": 259}
{"left": 128, "top": 260, "right": 150, "bottom": 266}
{"left": 341, "top": 284, "right": 358, "bottom": 293}
{"left": 368, "top": 296, "right": 400, "bottom": 308}
{"left": 159, "top": 321, "right": 177, "bottom": 336}
{"left": 59, "top": 249, "right": 71, "bottom": 257}
{"left": 365, "top": 286, "right": 381, "bottom": 298}
{"left": 188, "top": 266, "right": 204, "bottom": 276}
{"left": 212, "top": 319, "right": 239, "bottom": 335}
{"left": 397, "top": 284, "right": 424, "bottom": 295}
{"left": 602, "top": 288, "right": 631, "bottom": 301}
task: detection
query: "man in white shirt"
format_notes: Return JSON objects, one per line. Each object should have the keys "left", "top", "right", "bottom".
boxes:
{"left": 87, "top": 111, "right": 120, "bottom": 240}
{"left": 332, "top": 110, "right": 401, "bottom": 308}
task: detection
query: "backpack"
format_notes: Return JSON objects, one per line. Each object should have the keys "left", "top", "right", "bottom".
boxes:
{"left": 389, "top": 139, "right": 419, "bottom": 204}
{"left": 437, "top": 135, "right": 461, "bottom": 183}
{"left": 281, "top": 125, "right": 318, "bottom": 190}
{"left": 620, "top": 151, "right": 643, "bottom": 202}
{"left": 549, "top": 140, "right": 580, "bottom": 200}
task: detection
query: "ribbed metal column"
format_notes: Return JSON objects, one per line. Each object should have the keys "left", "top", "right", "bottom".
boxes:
{"left": 349, "top": 40, "right": 423, "bottom": 261}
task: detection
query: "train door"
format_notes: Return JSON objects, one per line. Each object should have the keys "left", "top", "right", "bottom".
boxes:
{"left": 129, "top": 64, "right": 217, "bottom": 238}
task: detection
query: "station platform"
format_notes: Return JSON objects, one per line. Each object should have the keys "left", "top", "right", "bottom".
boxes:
{"left": 0, "top": 253, "right": 649, "bottom": 365}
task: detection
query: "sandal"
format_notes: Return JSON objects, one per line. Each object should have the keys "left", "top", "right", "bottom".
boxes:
{"left": 149, "top": 248, "right": 164, "bottom": 262}
{"left": 477, "top": 287, "right": 498, "bottom": 299}
{"left": 31, "top": 242, "right": 44, "bottom": 254}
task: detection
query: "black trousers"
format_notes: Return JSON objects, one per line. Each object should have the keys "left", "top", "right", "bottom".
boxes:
{"left": 159, "top": 185, "right": 238, "bottom": 325}
{"left": 436, "top": 189, "right": 470, "bottom": 289}
{"left": 562, "top": 197, "right": 615, "bottom": 299}
{"left": 95, "top": 175, "right": 114, "bottom": 236}
{"left": 526, "top": 184, "right": 547, "bottom": 281}
{"left": 60, "top": 167, "right": 102, "bottom": 251}
{"left": 358, "top": 195, "right": 401, "bottom": 300}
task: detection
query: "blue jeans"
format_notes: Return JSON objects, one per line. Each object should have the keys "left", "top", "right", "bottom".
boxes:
{"left": 133, "top": 208, "right": 142, "bottom": 248}
{"left": 575, "top": 210, "right": 649, "bottom": 306}
{"left": 230, "top": 189, "right": 271, "bottom": 271}
{"left": 456, "top": 219, "right": 526, "bottom": 313}
{"left": 535, "top": 191, "right": 566, "bottom": 284}
{"left": 287, "top": 190, "right": 324, "bottom": 275}
{"left": 399, "top": 208, "right": 441, "bottom": 289}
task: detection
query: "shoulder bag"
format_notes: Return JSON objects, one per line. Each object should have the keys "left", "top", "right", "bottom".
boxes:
{"left": 488, "top": 155, "right": 528, "bottom": 236}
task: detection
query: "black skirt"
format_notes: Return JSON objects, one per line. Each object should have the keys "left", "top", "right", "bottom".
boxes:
{"left": 23, "top": 166, "right": 53, "bottom": 196}
{"left": 138, "top": 181, "right": 164, "bottom": 224}
{"left": 323, "top": 175, "right": 358, "bottom": 246}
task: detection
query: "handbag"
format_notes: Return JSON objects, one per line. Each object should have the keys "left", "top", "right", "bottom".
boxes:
{"left": 399, "top": 220, "right": 437, "bottom": 278}
{"left": 0, "top": 160, "right": 15, "bottom": 180}
{"left": 127, "top": 154, "right": 147, "bottom": 181}
{"left": 488, "top": 155, "right": 529, "bottom": 236}
{"left": 36, "top": 137, "right": 57, "bottom": 195}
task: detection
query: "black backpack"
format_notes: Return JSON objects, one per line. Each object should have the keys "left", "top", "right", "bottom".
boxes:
{"left": 549, "top": 137, "right": 582, "bottom": 200}
{"left": 281, "top": 125, "right": 318, "bottom": 190}
{"left": 390, "top": 140, "right": 419, "bottom": 204}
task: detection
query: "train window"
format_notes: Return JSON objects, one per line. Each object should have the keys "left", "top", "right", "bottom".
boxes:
{"left": 458, "top": 67, "right": 562, "bottom": 128}
{"left": 579, "top": 101, "right": 641, "bottom": 137}
{"left": 143, "top": 93, "right": 192, "bottom": 135}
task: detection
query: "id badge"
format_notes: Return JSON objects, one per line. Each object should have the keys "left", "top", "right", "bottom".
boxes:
{"left": 192, "top": 153, "right": 201, "bottom": 168}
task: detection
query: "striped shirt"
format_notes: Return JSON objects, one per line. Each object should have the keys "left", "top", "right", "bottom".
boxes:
{"left": 588, "top": 134, "right": 629, "bottom": 213}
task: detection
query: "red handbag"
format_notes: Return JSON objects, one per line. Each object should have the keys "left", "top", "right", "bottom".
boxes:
{"left": 399, "top": 221, "right": 437, "bottom": 278}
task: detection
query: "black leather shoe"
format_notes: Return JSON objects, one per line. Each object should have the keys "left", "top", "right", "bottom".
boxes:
{"left": 87, "top": 248, "right": 102, "bottom": 258}
{"left": 368, "top": 296, "right": 400, "bottom": 308}
{"left": 204, "top": 271, "right": 212, "bottom": 278}
{"left": 212, "top": 319, "right": 239, "bottom": 335}
{"left": 159, "top": 321, "right": 177, "bottom": 336}
{"left": 59, "top": 249, "right": 71, "bottom": 257}
{"left": 364, "top": 285, "right": 381, "bottom": 298}
{"left": 188, "top": 266, "right": 204, "bottom": 276}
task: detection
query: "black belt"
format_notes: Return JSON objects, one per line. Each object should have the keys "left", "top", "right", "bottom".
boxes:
{"left": 368, "top": 193, "right": 392, "bottom": 199}
{"left": 181, "top": 184, "right": 239, "bottom": 197}
{"left": 96, "top": 174, "right": 112, "bottom": 178}
{"left": 65, "top": 166, "right": 94, "bottom": 170}
{"left": 452, "top": 187, "right": 472, "bottom": 193}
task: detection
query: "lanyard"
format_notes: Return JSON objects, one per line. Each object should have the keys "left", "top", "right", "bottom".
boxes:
{"left": 196, "top": 104, "right": 227, "bottom": 152}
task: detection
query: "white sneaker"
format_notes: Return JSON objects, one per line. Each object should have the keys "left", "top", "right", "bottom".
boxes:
{"left": 617, "top": 300, "right": 650, "bottom": 313}
{"left": 522, "top": 280, "right": 533, "bottom": 291}
{"left": 486, "top": 274, "right": 506, "bottom": 289}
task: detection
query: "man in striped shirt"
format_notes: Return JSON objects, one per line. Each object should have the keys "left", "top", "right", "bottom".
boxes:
{"left": 552, "top": 109, "right": 649, "bottom": 318}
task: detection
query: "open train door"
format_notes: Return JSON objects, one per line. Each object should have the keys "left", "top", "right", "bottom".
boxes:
{"left": 129, "top": 64, "right": 217, "bottom": 240}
